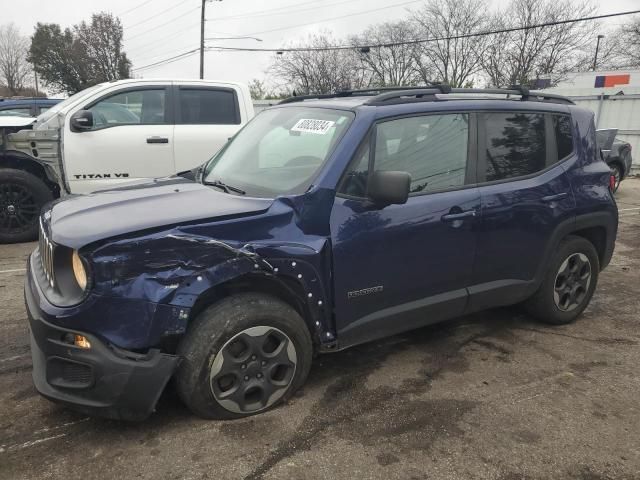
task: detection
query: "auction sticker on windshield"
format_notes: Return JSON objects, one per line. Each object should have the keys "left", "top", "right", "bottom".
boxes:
{"left": 291, "top": 118, "right": 335, "bottom": 135}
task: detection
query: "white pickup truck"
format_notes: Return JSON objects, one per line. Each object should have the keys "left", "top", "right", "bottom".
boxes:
{"left": 0, "top": 79, "right": 254, "bottom": 242}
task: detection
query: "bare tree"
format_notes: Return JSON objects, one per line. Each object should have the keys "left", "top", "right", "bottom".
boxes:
{"left": 0, "top": 23, "right": 32, "bottom": 95}
{"left": 483, "top": 0, "right": 597, "bottom": 87}
{"left": 269, "top": 33, "right": 368, "bottom": 95}
{"left": 619, "top": 16, "right": 640, "bottom": 67}
{"left": 351, "top": 21, "right": 421, "bottom": 87}
{"left": 412, "top": 0, "right": 493, "bottom": 87}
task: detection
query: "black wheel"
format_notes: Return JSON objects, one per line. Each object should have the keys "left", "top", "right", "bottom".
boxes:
{"left": 175, "top": 293, "right": 313, "bottom": 419}
{"left": 0, "top": 169, "right": 53, "bottom": 244}
{"left": 610, "top": 163, "right": 622, "bottom": 193}
{"left": 524, "top": 236, "right": 599, "bottom": 325}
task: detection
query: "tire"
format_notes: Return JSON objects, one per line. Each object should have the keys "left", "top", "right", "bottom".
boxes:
{"left": 175, "top": 293, "right": 313, "bottom": 420}
{"left": 524, "top": 235, "right": 599, "bottom": 325}
{"left": 610, "top": 162, "right": 622, "bottom": 193}
{"left": 0, "top": 168, "right": 53, "bottom": 244}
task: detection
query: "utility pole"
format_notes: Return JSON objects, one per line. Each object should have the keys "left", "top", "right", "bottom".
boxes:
{"left": 200, "top": 0, "right": 206, "bottom": 79}
{"left": 592, "top": 35, "right": 604, "bottom": 71}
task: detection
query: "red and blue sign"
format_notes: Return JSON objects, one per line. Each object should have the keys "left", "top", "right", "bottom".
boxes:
{"left": 594, "top": 74, "right": 630, "bottom": 88}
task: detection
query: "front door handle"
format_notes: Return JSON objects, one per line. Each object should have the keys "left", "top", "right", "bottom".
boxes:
{"left": 147, "top": 136, "right": 169, "bottom": 144}
{"left": 441, "top": 210, "right": 476, "bottom": 222}
{"left": 541, "top": 192, "right": 568, "bottom": 203}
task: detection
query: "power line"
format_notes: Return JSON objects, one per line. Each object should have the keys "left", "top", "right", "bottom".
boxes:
{"left": 117, "top": 0, "right": 154, "bottom": 17}
{"left": 133, "top": 9, "right": 640, "bottom": 71}
{"left": 214, "top": 0, "right": 423, "bottom": 38}
{"left": 207, "top": 0, "right": 364, "bottom": 22}
{"left": 125, "top": 0, "right": 193, "bottom": 30}
{"left": 126, "top": 21, "right": 200, "bottom": 54}
{"left": 206, "top": 9, "right": 640, "bottom": 53}
{"left": 125, "top": 6, "right": 201, "bottom": 42}
{"left": 133, "top": 48, "right": 200, "bottom": 72}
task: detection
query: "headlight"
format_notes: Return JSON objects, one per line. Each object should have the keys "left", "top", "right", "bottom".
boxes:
{"left": 72, "top": 250, "right": 87, "bottom": 290}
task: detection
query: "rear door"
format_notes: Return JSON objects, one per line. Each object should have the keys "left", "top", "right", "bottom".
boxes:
{"left": 64, "top": 85, "right": 175, "bottom": 193}
{"left": 468, "top": 111, "right": 576, "bottom": 310}
{"left": 173, "top": 85, "right": 243, "bottom": 173}
{"left": 330, "top": 112, "right": 480, "bottom": 347}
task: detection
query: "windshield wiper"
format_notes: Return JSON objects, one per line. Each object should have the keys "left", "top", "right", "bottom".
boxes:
{"left": 203, "top": 179, "right": 246, "bottom": 195}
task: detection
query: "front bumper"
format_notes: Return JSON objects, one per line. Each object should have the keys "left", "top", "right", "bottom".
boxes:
{"left": 25, "top": 256, "right": 180, "bottom": 421}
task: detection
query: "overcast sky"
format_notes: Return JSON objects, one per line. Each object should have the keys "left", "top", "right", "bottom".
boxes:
{"left": 4, "top": 0, "right": 640, "bottom": 90}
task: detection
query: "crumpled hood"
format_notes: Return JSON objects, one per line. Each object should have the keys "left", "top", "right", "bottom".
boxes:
{"left": 48, "top": 178, "right": 274, "bottom": 249}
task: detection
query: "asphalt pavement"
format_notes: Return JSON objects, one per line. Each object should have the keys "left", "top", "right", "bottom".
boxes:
{"left": 1, "top": 180, "right": 639, "bottom": 480}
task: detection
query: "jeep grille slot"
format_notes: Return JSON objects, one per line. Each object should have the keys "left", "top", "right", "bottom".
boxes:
{"left": 39, "top": 219, "right": 55, "bottom": 288}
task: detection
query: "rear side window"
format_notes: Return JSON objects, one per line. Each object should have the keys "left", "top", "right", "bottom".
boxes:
{"left": 553, "top": 115, "right": 573, "bottom": 159}
{"left": 178, "top": 88, "right": 240, "bottom": 125}
{"left": 484, "top": 112, "right": 546, "bottom": 181}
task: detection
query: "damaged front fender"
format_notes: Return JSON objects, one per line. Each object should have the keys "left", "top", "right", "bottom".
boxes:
{"left": 88, "top": 224, "right": 334, "bottom": 349}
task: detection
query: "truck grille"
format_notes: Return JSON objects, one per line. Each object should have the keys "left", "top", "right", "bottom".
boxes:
{"left": 39, "top": 218, "right": 55, "bottom": 288}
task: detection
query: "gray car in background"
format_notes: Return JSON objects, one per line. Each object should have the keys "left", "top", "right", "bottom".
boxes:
{"left": 597, "top": 129, "right": 633, "bottom": 192}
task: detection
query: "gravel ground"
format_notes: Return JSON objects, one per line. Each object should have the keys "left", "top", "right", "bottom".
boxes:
{"left": 1, "top": 179, "right": 639, "bottom": 480}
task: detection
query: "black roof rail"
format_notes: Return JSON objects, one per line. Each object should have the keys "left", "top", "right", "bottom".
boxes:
{"left": 364, "top": 87, "right": 574, "bottom": 106}
{"left": 278, "top": 86, "right": 574, "bottom": 106}
{"left": 278, "top": 85, "right": 445, "bottom": 104}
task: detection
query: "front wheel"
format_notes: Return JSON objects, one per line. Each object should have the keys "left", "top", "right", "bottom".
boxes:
{"left": 524, "top": 236, "right": 599, "bottom": 325}
{"left": 176, "top": 294, "right": 313, "bottom": 419}
{"left": 0, "top": 168, "right": 53, "bottom": 243}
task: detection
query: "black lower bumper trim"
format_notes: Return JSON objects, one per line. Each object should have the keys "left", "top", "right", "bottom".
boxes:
{"left": 25, "top": 274, "right": 180, "bottom": 421}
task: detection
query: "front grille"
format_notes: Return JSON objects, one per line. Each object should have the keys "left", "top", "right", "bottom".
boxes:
{"left": 39, "top": 218, "right": 55, "bottom": 288}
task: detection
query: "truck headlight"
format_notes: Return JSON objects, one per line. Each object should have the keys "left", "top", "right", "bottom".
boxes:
{"left": 72, "top": 250, "right": 87, "bottom": 290}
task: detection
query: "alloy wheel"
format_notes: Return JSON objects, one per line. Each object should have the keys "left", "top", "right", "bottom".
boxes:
{"left": 209, "top": 326, "right": 297, "bottom": 414}
{"left": 0, "top": 183, "right": 39, "bottom": 233}
{"left": 553, "top": 253, "right": 592, "bottom": 312}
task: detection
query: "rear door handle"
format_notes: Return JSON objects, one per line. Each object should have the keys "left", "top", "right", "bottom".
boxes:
{"left": 147, "top": 136, "right": 169, "bottom": 144}
{"left": 441, "top": 210, "right": 476, "bottom": 222}
{"left": 541, "top": 192, "right": 568, "bottom": 203}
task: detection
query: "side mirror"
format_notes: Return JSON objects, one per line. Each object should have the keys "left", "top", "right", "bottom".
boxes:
{"left": 70, "top": 110, "right": 94, "bottom": 131}
{"left": 368, "top": 170, "right": 411, "bottom": 205}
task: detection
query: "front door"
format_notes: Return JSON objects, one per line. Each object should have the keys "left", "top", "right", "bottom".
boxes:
{"left": 330, "top": 112, "right": 480, "bottom": 347}
{"left": 64, "top": 86, "right": 175, "bottom": 193}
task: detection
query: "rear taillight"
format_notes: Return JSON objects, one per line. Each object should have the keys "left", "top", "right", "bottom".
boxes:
{"left": 609, "top": 174, "right": 616, "bottom": 191}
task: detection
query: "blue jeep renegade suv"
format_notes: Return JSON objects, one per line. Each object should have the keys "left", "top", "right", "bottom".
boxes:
{"left": 25, "top": 86, "right": 618, "bottom": 420}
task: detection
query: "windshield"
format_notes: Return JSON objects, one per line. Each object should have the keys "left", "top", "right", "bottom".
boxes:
{"left": 204, "top": 106, "right": 354, "bottom": 197}
{"left": 34, "top": 83, "right": 104, "bottom": 126}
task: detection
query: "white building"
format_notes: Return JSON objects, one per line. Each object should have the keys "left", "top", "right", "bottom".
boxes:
{"left": 546, "top": 70, "right": 640, "bottom": 173}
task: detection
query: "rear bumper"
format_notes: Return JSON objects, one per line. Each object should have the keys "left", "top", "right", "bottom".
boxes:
{"left": 25, "top": 257, "right": 180, "bottom": 421}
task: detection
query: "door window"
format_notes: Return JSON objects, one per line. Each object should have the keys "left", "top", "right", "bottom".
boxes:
{"left": 0, "top": 107, "right": 32, "bottom": 117}
{"left": 483, "top": 112, "right": 546, "bottom": 181}
{"left": 553, "top": 115, "right": 574, "bottom": 160}
{"left": 178, "top": 88, "right": 239, "bottom": 125}
{"left": 340, "top": 113, "right": 469, "bottom": 197}
{"left": 88, "top": 89, "right": 167, "bottom": 128}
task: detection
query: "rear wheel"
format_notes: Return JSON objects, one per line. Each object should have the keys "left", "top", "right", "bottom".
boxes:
{"left": 0, "top": 169, "right": 53, "bottom": 243}
{"left": 524, "top": 236, "right": 599, "bottom": 325}
{"left": 176, "top": 293, "right": 313, "bottom": 419}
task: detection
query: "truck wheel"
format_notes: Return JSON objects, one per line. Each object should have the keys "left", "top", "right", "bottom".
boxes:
{"left": 0, "top": 169, "right": 53, "bottom": 244}
{"left": 176, "top": 293, "right": 313, "bottom": 419}
{"left": 524, "top": 236, "right": 599, "bottom": 325}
